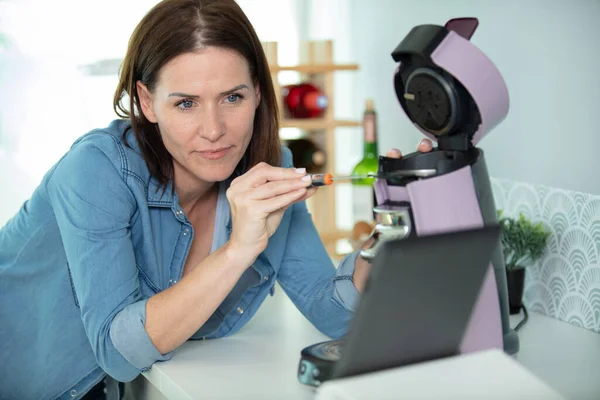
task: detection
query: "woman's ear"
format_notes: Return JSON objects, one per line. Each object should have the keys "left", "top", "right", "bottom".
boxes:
{"left": 136, "top": 81, "right": 158, "bottom": 123}
{"left": 254, "top": 83, "right": 261, "bottom": 109}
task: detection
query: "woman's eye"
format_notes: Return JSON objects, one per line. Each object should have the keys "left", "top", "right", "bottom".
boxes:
{"left": 226, "top": 94, "right": 242, "bottom": 104}
{"left": 177, "top": 99, "right": 195, "bottom": 110}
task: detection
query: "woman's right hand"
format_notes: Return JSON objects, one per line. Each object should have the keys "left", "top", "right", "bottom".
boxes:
{"left": 225, "top": 162, "right": 315, "bottom": 261}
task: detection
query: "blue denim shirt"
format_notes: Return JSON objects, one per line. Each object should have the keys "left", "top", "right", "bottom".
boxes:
{"left": 0, "top": 119, "right": 360, "bottom": 400}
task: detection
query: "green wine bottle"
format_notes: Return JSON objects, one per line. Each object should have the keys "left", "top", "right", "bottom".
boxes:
{"left": 352, "top": 99, "right": 378, "bottom": 224}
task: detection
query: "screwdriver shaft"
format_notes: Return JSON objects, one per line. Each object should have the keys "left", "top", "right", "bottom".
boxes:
{"left": 307, "top": 169, "right": 437, "bottom": 187}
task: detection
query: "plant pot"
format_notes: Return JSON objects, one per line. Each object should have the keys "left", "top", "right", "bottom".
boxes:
{"left": 506, "top": 267, "right": 525, "bottom": 314}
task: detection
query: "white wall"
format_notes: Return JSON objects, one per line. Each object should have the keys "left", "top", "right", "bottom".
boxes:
{"left": 0, "top": 0, "right": 162, "bottom": 225}
{"left": 346, "top": 0, "right": 600, "bottom": 195}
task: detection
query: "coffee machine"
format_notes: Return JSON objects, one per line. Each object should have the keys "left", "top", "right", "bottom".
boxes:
{"left": 297, "top": 17, "right": 519, "bottom": 388}
{"left": 361, "top": 17, "right": 519, "bottom": 355}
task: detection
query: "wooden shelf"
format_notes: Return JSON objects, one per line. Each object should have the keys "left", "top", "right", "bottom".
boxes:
{"left": 262, "top": 40, "right": 362, "bottom": 259}
{"left": 319, "top": 230, "right": 353, "bottom": 243}
{"left": 320, "top": 230, "right": 360, "bottom": 262}
{"left": 269, "top": 64, "right": 359, "bottom": 73}
{"left": 280, "top": 118, "right": 361, "bottom": 130}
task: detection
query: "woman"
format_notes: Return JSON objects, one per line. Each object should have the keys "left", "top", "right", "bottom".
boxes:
{"left": 0, "top": 0, "right": 432, "bottom": 399}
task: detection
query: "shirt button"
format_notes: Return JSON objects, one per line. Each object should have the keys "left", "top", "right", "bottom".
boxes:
{"left": 175, "top": 209, "right": 184, "bottom": 217}
{"left": 236, "top": 307, "right": 244, "bottom": 314}
{"left": 263, "top": 276, "right": 269, "bottom": 282}
{"left": 70, "top": 389, "right": 77, "bottom": 398}
{"left": 183, "top": 228, "right": 190, "bottom": 236}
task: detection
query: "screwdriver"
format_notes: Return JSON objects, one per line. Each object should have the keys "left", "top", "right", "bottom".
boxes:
{"left": 308, "top": 173, "right": 334, "bottom": 187}
{"left": 307, "top": 173, "right": 375, "bottom": 187}
{"left": 308, "top": 169, "right": 437, "bottom": 187}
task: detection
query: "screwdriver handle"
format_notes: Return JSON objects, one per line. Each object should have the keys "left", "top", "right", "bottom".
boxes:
{"left": 308, "top": 173, "right": 333, "bottom": 187}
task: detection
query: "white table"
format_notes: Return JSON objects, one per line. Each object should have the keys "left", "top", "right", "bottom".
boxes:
{"left": 314, "top": 348, "right": 566, "bottom": 400}
{"left": 508, "top": 307, "right": 600, "bottom": 400}
{"left": 127, "top": 285, "right": 600, "bottom": 400}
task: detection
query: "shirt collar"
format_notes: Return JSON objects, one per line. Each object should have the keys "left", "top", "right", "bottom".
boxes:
{"left": 147, "top": 176, "right": 176, "bottom": 207}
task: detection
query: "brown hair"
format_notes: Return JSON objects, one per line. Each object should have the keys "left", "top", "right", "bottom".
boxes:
{"left": 113, "top": 0, "right": 281, "bottom": 189}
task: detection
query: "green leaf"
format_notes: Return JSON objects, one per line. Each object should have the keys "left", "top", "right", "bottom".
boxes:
{"left": 497, "top": 209, "right": 551, "bottom": 270}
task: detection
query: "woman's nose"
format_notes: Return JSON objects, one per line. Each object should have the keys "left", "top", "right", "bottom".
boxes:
{"left": 199, "top": 105, "right": 225, "bottom": 141}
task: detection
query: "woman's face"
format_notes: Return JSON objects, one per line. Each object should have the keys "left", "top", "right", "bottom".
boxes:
{"left": 137, "top": 47, "right": 260, "bottom": 184}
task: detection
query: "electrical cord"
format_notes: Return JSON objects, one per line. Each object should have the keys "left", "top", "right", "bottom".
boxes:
{"left": 514, "top": 304, "right": 529, "bottom": 332}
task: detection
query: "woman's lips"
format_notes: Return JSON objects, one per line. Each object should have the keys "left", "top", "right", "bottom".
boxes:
{"left": 197, "top": 146, "right": 231, "bottom": 160}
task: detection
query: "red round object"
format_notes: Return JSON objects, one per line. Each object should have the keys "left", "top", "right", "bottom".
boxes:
{"left": 283, "top": 83, "right": 328, "bottom": 119}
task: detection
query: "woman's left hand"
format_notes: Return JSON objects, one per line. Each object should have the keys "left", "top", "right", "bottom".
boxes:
{"left": 351, "top": 138, "right": 433, "bottom": 293}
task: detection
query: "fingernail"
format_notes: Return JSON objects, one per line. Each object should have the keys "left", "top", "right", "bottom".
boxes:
{"left": 295, "top": 168, "right": 306, "bottom": 174}
{"left": 301, "top": 175, "right": 311, "bottom": 181}
{"left": 419, "top": 139, "right": 430, "bottom": 146}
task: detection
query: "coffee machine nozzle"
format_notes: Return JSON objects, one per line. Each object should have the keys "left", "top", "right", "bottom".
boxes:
{"left": 361, "top": 17, "right": 519, "bottom": 356}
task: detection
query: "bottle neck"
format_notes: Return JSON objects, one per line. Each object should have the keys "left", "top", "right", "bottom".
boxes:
{"left": 364, "top": 141, "right": 378, "bottom": 158}
{"left": 363, "top": 111, "right": 378, "bottom": 158}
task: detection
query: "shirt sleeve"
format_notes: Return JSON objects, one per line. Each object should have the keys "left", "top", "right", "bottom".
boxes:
{"left": 276, "top": 147, "right": 361, "bottom": 339}
{"left": 332, "top": 251, "right": 361, "bottom": 311}
{"left": 45, "top": 137, "right": 171, "bottom": 382}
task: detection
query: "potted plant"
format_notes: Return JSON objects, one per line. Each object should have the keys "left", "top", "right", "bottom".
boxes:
{"left": 497, "top": 210, "right": 551, "bottom": 314}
